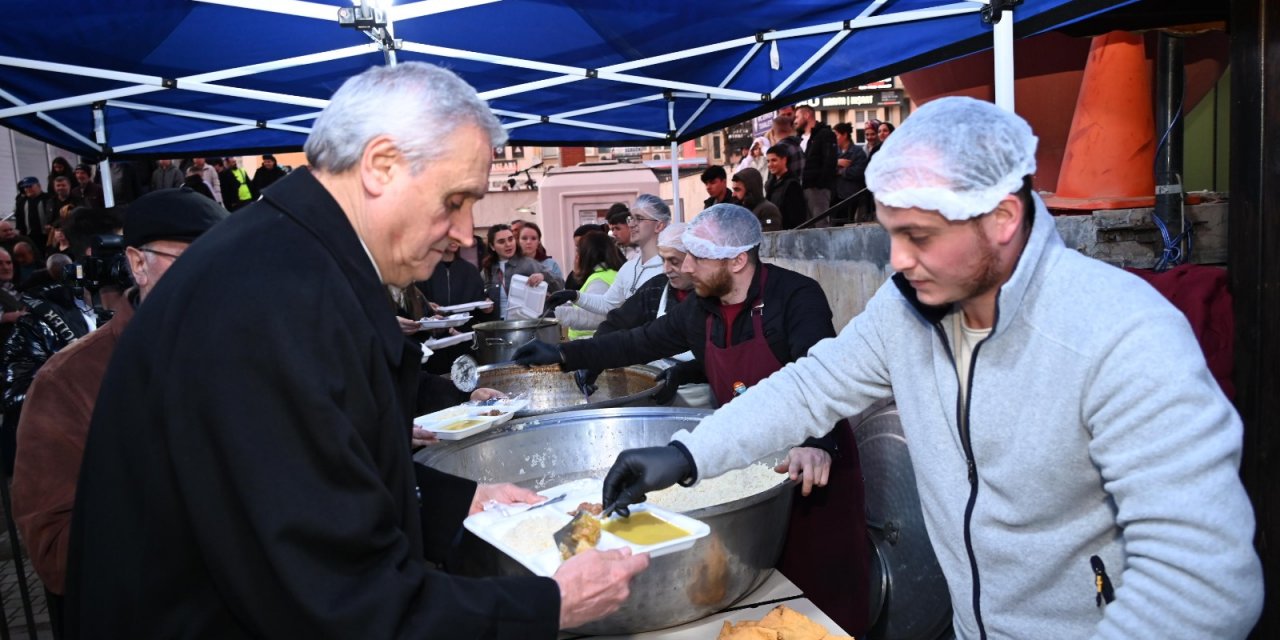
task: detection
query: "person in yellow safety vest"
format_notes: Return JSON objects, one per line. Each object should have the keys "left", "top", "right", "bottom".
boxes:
{"left": 219, "top": 157, "right": 257, "bottom": 211}
{"left": 554, "top": 230, "right": 625, "bottom": 339}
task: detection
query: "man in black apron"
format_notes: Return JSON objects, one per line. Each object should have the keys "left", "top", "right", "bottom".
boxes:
{"left": 514, "top": 204, "right": 868, "bottom": 635}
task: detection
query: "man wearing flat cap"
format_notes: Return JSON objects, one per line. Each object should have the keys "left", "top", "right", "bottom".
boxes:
{"left": 11, "top": 187, "right": 225, "bottom": 635}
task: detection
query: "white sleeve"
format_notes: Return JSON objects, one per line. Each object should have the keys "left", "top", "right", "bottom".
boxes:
{"left": 575, "top": 261, "right": 633, "bottom": 316}
{"left": 554, "top": 278, "right": 610, "bottom": 330}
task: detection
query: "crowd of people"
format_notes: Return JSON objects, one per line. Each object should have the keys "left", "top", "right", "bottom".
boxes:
{"left": 0, "top": 61, "right": 1264, "bottom": 640}
{"left": 722, "top": 106, "right": 893, "bottom": 230}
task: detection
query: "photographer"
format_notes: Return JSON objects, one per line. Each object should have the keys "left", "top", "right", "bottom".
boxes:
{"left": 11, "top": 187, "right": 225, "bottom": 636}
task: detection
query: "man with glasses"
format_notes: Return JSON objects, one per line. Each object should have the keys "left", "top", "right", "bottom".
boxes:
{"left": 516, "top": 203, "right": 869, "bottom": 635}
{"left": 547, "top": 193, "right": 668, "bottom": 318}
{"left": 12, "top": 187, "right": 225, "bottom": 637}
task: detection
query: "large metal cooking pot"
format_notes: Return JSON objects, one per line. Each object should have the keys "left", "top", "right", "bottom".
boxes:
{"left": 471, "top": 319, "right": 561, "bottom": 364}
{"left": 856, "top": 402, "right": 952, "bottom": 640}
{"left": 417, "top": 407, "right": 794, "bottom": 635}
{"left": 477, "top": 363, "right": 663, "bottom": 417}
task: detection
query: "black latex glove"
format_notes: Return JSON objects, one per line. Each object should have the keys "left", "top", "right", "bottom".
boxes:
{"left": 546, "top": 289, "right": 578, "bottom": 309}
{"left": 602, "top": 445, "right": 695, "bottom": 517}
{"left": 573, "top": 369, "right": 600, "bottom": 397}
{"left": 651, "top": 362, "right": 700, "bottom": 405}
{"left": 511, "top": 340, "right": 562, "bottom": 367}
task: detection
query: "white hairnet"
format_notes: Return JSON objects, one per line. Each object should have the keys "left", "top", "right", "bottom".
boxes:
{"left": 632, "top": 193, "right": 672, "bottom": 223}
{"left": 865, "top": 97, "right": 1037, "bottom": 221}
{"left": 682, "top": 204, "right": 762, "bottom": 260}
{"left": 658, "top": 222, "right": 687, "bottom": 252}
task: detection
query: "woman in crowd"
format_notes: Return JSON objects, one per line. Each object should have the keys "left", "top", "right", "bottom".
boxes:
{"left": 46, "top": 157, "right": 75, "bottom": 193}
{"left": 480, "top": 224, "right": 564, "bottom": 320}
{"left": 554, "top": 231, "right": 624, "bottom": 339}
{"left": 862, "top": 119, "right": 882, "bottom": 156}
{"left": 870, "top": 121, "right": 895, "bottom": 160}
{"left": 517, "top": 221, "right": 563, "bottom": 282}
{"left": 44, "top": 221, "right": 72, "bottom": 258}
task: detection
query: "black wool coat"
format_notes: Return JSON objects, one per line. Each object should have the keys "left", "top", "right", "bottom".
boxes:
{"left": 66, "top": 169, "right": 559, "bottom": 639}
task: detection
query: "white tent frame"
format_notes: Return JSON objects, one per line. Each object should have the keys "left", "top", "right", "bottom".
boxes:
{"left": 0, "top": 0, "right": 1019, "bottom": 207}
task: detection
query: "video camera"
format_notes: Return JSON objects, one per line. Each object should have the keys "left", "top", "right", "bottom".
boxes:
{"left": 70, "top": 234, "right": 133, "bottom": 291}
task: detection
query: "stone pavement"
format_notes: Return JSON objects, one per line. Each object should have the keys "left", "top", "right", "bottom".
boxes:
{"left": 0, "top": 494, "right": 53, "bottom": 640}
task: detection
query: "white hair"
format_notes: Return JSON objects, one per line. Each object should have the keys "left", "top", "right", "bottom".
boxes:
{"left": 304, "top": 62, "right": 507, "bottom": 174}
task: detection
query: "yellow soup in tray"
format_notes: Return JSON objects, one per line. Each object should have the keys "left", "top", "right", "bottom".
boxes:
{"left": 602, "top": 512, "right": 690, "bottom": 546}
{"left": 439, "top": 419, "right": 485, "bottom": 432}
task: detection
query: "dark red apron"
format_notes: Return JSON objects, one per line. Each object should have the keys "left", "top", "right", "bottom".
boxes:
{"left": 702, "top": 266, "right": 869, "bottom": 636}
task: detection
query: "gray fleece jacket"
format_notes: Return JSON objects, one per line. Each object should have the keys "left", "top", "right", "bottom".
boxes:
{"left": 674, "top": 196, "right": 1263, "bottom": 639}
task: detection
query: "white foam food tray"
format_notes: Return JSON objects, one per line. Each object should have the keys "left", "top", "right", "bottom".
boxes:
{"left": 435, "top": 300, "right": 493, "bottom": 314}
{"left": 464, "top": 478, "right": 710, "bottom": 577}
{"left": 413, "top": 407, "right": 511, "bottom": 441}
{"left": 419, "top": 312, "right": 472, "bottom": 330}
{"left": 423, "top": 331, "right": 474, "bottom": 350}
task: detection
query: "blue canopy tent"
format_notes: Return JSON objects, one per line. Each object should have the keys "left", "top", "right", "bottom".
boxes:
{"left": 0, "top": 0, "right": 1134, "bottom": 207}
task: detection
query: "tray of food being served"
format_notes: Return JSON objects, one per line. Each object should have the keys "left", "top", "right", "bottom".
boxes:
{"left": 464, "top": 477, "right": 710, "bottom": 577}
{"left": 412, "top": 400, "right": 519, "bottom": 442}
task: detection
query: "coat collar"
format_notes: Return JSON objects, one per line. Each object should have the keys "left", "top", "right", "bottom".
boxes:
{"left": 894, "top": 193, "right": 1063, "bottom": 334}
{"left": 261, "top": 168, "right": 407, "bottom": 365}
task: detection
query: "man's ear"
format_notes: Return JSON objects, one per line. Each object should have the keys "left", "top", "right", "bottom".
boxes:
{"left": 359, "top": 135, "right": 400, "bottom": 196}
{"left": 124, "top": 246, "right": 148, "bottom": 289}
{"left": 989, "top": 194, "right": 1025, "bottom": 246}
{"left": 730, "top": 252, "right": 751, "bottom": 274}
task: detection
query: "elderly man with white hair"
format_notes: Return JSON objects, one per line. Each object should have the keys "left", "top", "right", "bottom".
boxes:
{"left": 67, "top": 62, "right": 647, "bottom": 638}
{"left": 601, "top": 97, "right": 1264, "bottom": 639}
{"left": 515, "top": 204, "right": 869, "bottom": 634}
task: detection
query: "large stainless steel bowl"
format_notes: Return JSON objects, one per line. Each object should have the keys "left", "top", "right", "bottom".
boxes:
{"left": 416, "top": 407, "right": 794, "bottom": 635}
{"left": 477, "top": 363, "right": 664, "bottom": 417}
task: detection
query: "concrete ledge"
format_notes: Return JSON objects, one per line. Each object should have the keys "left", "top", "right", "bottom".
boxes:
{"left": 758, "top": 202, "right": 1227, "bottom": 328}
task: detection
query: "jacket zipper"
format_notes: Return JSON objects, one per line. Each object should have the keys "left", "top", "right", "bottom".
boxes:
{"left": 934, "top": 316, "right": 991, "bottom": 640}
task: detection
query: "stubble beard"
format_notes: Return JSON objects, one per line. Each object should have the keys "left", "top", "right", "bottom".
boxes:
{"left": 957, "top": 223, "right": 1004, "bottom": 301}
{"left": 695, "top": 263, "right": 734, "bottom": 299}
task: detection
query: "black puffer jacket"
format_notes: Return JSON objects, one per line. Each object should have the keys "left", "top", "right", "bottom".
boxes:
{"left": 2, "top": 283, "right": 92, "bottom": 411}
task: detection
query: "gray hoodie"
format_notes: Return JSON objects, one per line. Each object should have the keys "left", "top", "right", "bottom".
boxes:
{"left": 674, "top": 195, "right": 1263, "bottom": 639}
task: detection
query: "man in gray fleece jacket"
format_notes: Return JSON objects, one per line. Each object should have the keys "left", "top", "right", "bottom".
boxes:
{"left": 602, "top": 97, "right": 1263, "bottom": 639}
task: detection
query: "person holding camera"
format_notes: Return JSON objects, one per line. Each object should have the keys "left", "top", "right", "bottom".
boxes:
{"left": 10, "top": 187, "right": 225, "bottom": 637}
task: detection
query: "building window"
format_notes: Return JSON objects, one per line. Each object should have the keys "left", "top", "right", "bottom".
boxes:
{"left": 512, "top": 146, "right": 525, "bottom": 159}
{"left": 712, "top": 136, "right": 722, "bottom": 159}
